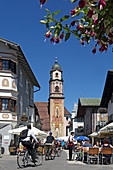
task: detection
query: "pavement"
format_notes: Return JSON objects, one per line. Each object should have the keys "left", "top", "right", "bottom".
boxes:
{"left": 0, "top": 150, "right": 113, "bottom": 170}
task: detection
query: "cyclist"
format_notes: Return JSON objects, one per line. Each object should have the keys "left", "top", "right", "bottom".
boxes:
{"left": 21, "top": 124, "right": 39, "bottom": 163}
{"left": 46, "top": 132, "right": 55, "bottom": 144}
{"left": 45, "top": 132, "right": 55, "bottom": 157}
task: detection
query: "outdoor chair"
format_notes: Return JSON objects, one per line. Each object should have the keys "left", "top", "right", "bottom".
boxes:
{"left": 87, "top": 148, "right": 99, "bottom": 164}
{"left": 100, "top": 147, "right": 113, "bottom": 165}
{"left": 73, "top": 149, "right": 82, "bottom": 161}
{"left": 82, "top": 147, "right": 89, "bottom": 163}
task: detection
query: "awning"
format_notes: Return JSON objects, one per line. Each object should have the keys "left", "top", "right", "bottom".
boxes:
{"left": 8, "top": 126, "right": 47, "bottom": 139}
{"left": 99, "top": 122, "right": 113, "bottom": 134}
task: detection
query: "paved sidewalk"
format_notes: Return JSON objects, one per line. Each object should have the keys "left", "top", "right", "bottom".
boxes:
{"left": 0, "top": 151, "right": 113, "bottom": 170}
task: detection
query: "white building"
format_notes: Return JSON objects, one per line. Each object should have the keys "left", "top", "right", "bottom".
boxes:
{"left": 0, "top": 38, "right": 40, "bottom": 154}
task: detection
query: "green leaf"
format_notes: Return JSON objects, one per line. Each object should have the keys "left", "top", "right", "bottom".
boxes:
{"left": 65, "top": 33, "right": 71, "bottom": 41}
{"left": 50, "top": 26, "right": 55, "bottom": 29}
{"left": 54, "top": 28, "right": 61, "bottom": 37}
{"left": 45, "top": 9, "right": 50, "bottom": 13}
{"left": 46, "top": 23, "right": 49, "bottom": 29}
{"left": 40, "top": 20, "right": 47, "bottom": 24}
{"left": 60, "top": 15, "right": 70, "bottom": 22}
{"left": 70, "top": 0, "right": 78, "bottom": 3}
{"left": 52, "top": 10, "right": 62, "bottom": 17}
{"left": 47, "top": 18, "right": 57, "bottom": 23}
{"left": 55, "top": 22, "right": 62, "bottom": 30}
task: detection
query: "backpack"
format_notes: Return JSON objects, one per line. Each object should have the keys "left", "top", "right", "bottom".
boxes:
{"left": 19, "top": 129, "right": 28, "bottom": 142}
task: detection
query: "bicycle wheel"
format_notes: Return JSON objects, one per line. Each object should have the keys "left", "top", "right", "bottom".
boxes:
{"left": 45, "top": 147, "right": 49, "bottom": 160}
{"left": 17, "top": 151, "right": 25, "bottom": 168}
{"left": 35, "top": 151, "right": 43, "bottom": 166}
{"left": 50, "top": 150, "right": 55, "bottom": 160}
{"left": 57, "top": 149, "right": 61, "bottom": 157}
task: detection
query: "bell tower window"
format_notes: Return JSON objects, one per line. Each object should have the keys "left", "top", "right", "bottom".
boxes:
{"left": 55, "top": 86, "right": 59, "bottom": 92}
{"left": 55, "top": 73, "right": 58, "bottom": 77}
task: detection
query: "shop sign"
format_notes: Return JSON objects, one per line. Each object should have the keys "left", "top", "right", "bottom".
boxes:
{"left": 20, "top": 116, "right": 28, "bottom": 122}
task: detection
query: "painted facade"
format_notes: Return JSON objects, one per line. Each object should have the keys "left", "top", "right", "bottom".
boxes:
{"left": 0, "top": 38, "right": 40, "bottom": 154}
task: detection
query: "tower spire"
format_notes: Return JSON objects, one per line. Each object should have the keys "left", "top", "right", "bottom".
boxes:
{"left": 55, "top": 57, "right": 58, "bottom": 63}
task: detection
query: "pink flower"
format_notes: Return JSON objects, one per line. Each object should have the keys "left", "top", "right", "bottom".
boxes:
{"left": 93, "top": 19, "right": 98, "bottom": 25}
{"left": 79, "top": 0, "right": 86, "bottom": 8}
{"left": 80, "top": 38, "right": 84, "bottom": 45}
{"left": 90, "top": 32, "right": 95, "bottom": 37}
{"left": 70, "top": 20, "right": 77, "bottom": 26}
{"left": 108, "top": 33, "right": 113, "bottom": 38}
{"left": 98, "top": 0, "right": 106, "bottom": 9}
{"left": 55, "top": 38, "right": 60, "bottom": 44}
{"left": 60, "top": 33, "right": 64, "bottom": 39}
{"left": 70, "top": 9, "right": 77, "bottom": 15}
{"left": 99, "top": 45, "right": 108, "bottom": 52}
{"left": 87, "top": 10, "right": 93, "bottom": 18}
{"left": 85, "top": 30, "right": 89, "bottom": 34}
{"left": 45, "top": 31, "right": 51, "bottom": 38}
{"left": 76, "top": 25, "right": 83, "bottom": 30}
{"left": 40, "top": 0, "right": 46, "bottom": 5}
{"left": 109, "top": 40, "right": 113, "bottom": 45}
{"left": 92, "top": 48, "right": 96, "bottom": 54}
{"left": 50, "top": 37, "right": 55, "bottom": 43}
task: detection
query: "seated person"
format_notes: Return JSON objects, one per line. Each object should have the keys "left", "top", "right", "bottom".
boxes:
{"left": 82, "top": 140, "right": 93, "bottom": 162}
{"left": 101, "top": 139, "right": 113, "bottom": 164}
{"left": 82, "top": 140, "right": 93, "bottom": 147}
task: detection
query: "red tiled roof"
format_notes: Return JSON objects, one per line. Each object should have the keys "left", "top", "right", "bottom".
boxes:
{"left": 64, "top": 107, "right": 71, "bottom": 116}
{"left": 34, "top": 102, "right": 50, "bottom": 131}
{"left": 34, "top": 102, "right": 71, "bottom": 130}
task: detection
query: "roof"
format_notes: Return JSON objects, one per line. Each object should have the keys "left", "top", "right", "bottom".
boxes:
{"left": 51, "top": 60, "right": 62, "bottom": 72}
{"left": 79, "top": 98, "right": 101, "bottom": 106}
{"left": 101, "top": 70, "right": 113, "bottom": 107}
{"left": 64, "top": 107, "right": 71, "bottom": 116}
{"left": 0, "top": 38, "right": 40, "bottom": 88}
{"left": 34, "top": 102, "right": 71, "bottom": 130}
{"left": 34, "top": 102, "right": 50, "bottom": 131}
{"left": 77, "top": 98, "right": 101, "bottom": 117}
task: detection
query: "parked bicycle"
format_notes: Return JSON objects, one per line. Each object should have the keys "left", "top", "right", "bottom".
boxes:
{"left": 17, "top": 145, "right": 43, "bottom": 168}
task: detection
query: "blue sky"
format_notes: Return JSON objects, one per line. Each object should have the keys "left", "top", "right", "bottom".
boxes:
{"left": 0, "top": 0, "right": 113, "bottom": 113}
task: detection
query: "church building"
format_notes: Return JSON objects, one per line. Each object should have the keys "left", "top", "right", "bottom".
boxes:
{"left": 35, "top": 59, "right": 71, "bottom": 138}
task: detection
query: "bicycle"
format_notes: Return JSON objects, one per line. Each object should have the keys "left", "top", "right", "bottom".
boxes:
{"left": 45, "top": 144, "right": 55, "bottom": 160}
{"left": 17, "top": 145, "right": 43, "bottom": 168}
{"left": 54, "top": 146, "right": 62, "bottom": 157}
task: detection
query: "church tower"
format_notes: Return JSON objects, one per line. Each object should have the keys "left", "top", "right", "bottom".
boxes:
{"left": 49, "top": 58, "right": 65, "bottom": 138}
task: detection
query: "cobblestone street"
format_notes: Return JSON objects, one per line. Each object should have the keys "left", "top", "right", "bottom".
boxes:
{"left": 0, "top": 150, "right": 113, "bottom": 170}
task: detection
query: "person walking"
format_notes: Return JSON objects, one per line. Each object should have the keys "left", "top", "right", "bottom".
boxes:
{"left": 68, "top": 132, "right": 76, "bottom": 161}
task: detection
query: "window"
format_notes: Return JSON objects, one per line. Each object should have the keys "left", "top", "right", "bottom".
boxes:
{"left": 10, "top": 61, "right": 16, "bottom": 73}
{"left": 2, "top": 99, "right": 9, "bottom": 110}
{"left": 1, "top": 59, "right": 16, "bottom": 74}
{"left": 0, "top": 98, "right": 16, "bottom": 112}
{"left": 55, "top": 86, "right": 59, "bottom": 92}
{"left": 2, "top": 60, "right": 9, "bottom": 70}
{"left": 10, "top": 100, "right": 16, "bottom": 112}
{"left": 55, "top": 73, "right": 58, "bottom": 77}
